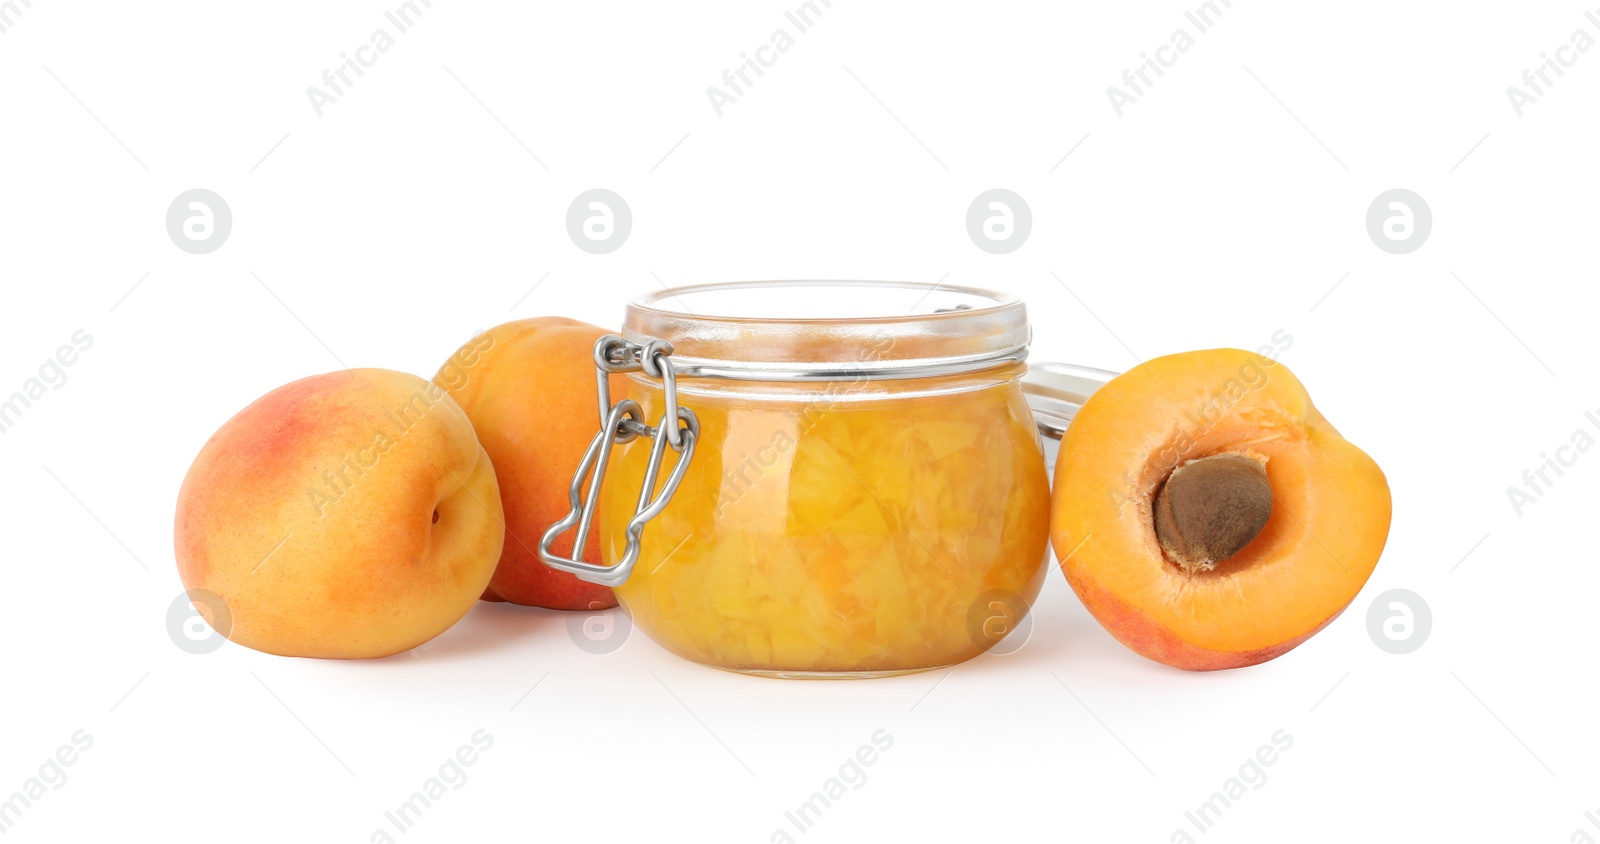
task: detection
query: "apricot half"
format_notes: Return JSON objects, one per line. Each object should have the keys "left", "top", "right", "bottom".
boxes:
{"left": 1051, "top": 349, "right": 1391, "bottom": 670}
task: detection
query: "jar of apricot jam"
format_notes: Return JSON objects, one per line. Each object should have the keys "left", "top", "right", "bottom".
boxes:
{"left": 540, "top": 281, "right": 1100, "bottom": 678}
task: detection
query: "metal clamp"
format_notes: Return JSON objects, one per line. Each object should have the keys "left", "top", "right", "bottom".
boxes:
{"left": 538, "top": 335, "right": 698, "bottom": 587}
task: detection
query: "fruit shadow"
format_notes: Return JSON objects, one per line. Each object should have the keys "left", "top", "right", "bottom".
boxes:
{"left": 385, "top": 600, "right": 571, "bottom": 662}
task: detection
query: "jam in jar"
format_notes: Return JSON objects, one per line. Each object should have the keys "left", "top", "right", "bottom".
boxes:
{"left": 541, "top": 281, "right": 1054, "bottom": 678}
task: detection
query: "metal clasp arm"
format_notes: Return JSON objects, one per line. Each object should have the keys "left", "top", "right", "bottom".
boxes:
{"left": 538, "top": 336, "right": 697, "bottom": 587}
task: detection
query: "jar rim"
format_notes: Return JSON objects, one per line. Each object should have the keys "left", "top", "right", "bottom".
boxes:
{"left": 628, "top": 279, "right": 1024, "bottom": 323}
{"left": 623, "top": 280, "right": 1031, "bottom": 381}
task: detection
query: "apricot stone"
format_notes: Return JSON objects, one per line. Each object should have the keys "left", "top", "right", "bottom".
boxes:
{"left": 1153, "top": 454, "right": 1273, "bottom": 572}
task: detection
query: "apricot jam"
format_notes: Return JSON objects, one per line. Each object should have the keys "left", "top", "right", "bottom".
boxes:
{"left": 602, "top": 365, "right": 1050, "bottom": 676}
{"left": 558, "top": 281, "right": 1052, "bottom": 677}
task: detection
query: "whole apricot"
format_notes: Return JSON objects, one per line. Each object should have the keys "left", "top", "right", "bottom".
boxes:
{"left": 434, "top": 317, "right": 621, "bottom": 610}
{"left": 174, "top": 369, "right": 504, "bottom": 658}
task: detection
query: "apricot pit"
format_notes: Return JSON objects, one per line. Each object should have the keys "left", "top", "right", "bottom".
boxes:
{"left": 1152, "top": 454, "right": 1273, "bottom": 572}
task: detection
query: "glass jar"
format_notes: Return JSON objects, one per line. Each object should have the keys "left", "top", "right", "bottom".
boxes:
{"left": 541, "top": 281, "right": 1088, "bottom": 678}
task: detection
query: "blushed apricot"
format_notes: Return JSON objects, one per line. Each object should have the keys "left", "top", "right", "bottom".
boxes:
{"left": 434, "top": 318, "right": 623, "bottom": 611}
{"left": 174, "top": 369, "right": 504, "bottom": 658}
{"left": 1051, "top": 349, "right": 1391, "bottom": 670}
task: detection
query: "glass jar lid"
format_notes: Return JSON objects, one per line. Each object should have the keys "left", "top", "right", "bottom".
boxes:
{"left": 623, "top": 280, "right": 1030, "bottom": 381}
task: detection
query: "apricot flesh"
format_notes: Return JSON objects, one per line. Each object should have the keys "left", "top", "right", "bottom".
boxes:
{"left": 1051, "top": 349, "right": 1391, "bottom": 670}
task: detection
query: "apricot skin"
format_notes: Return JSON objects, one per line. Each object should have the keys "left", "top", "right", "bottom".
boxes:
{"left": 1051, "top": 349, "right": 1391, "bottom": 671}
{"left": 434, "top": 317, "right": 622, "bottom": 611}
{"left": 1069, "top": 573, "right": 1339, "bottom": 671}
{"left": 174, "top": 369, "right": 505, "bottom": 659}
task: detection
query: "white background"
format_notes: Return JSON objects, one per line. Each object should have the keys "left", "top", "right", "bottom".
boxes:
{"left": 3, "top": 1, "right": 1597, "bottom": 842}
